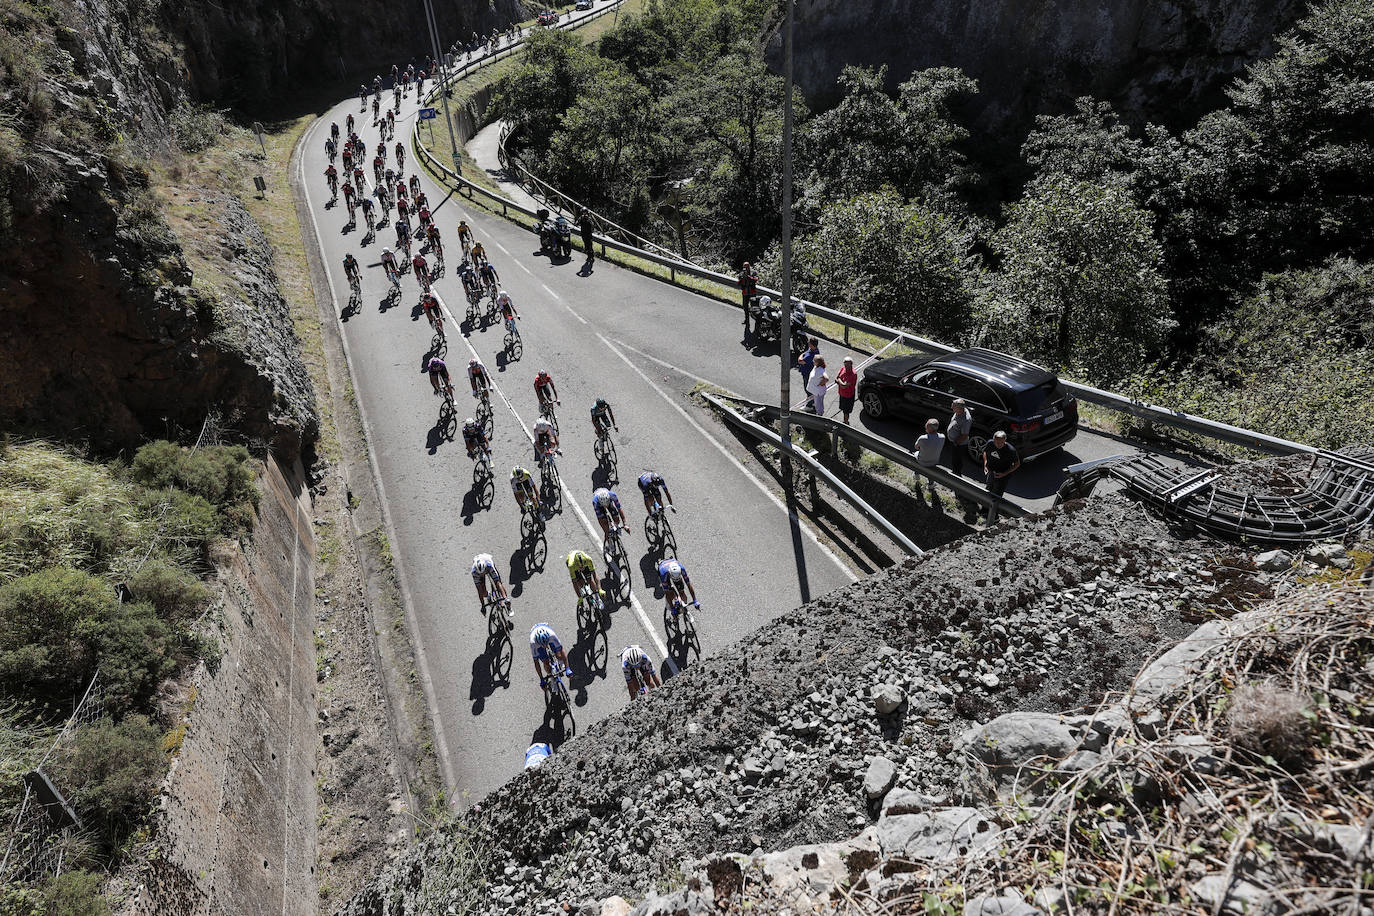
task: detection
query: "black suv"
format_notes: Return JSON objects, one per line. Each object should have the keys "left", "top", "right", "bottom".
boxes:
{"left": 857, "top": 348, "right": 1078, "bottom": 460}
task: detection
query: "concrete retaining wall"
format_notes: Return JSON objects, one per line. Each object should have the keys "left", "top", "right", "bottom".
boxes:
{"left": 129, "top": 455, "right": 319, "bottom": 916}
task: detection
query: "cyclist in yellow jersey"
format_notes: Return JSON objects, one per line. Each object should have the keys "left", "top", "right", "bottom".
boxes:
{"left": 566, "top": 550, "right": 603, "bottom": 600}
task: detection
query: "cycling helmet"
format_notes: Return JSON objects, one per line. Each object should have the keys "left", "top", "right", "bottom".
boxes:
{"left": 624, "top": 646, "right": 645, "bottom": 666}
{"left": 497, "top": 290, "right": 508, "bottom": 300}
{"left": 594, "top": 397, "right": 608, "bottom": 409}
{"left": 469, "top": 358, "right": 479, "bottom": 367}
{"left": 511, "top": 465, "right": 528, "bottom": 478}
{"left": 463, "top": 417, "right": 476, "bottom": 427}
{"left": 382, "top": 247, "right": 392, "bottom": 256}
{"left": 758, "top": 295, "right": 772, "bottom": 309}
{"left": 664, "top": 560, "right": 683, "bottom": 579}
{"left": 533, "top": 626, "right": 554, "bottom": 647}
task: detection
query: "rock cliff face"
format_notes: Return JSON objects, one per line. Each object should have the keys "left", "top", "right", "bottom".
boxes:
{"left": 0, "top": 0, "right": 317, "bottom": 458}
{"left": 771, "top": 0, "right": 1306, "bottom": 135}
{"left": 165, "top": 0, "right": 528, "bottom": 105}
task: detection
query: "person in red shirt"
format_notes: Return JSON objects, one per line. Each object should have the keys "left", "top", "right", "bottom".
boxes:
{"left": 835, "top": 356, "right": 859, "bottom": 425}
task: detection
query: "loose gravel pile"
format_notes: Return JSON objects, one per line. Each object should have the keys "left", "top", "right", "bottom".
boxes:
{"left": 336, "top": 494, "right": 1284, "bottom": 916}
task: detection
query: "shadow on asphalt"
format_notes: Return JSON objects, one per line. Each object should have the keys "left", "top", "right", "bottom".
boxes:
{"left": 469, "top": 621, "right": 513, "bottom": 715}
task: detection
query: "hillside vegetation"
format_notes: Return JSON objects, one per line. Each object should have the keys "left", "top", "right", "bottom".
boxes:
{"left": 0, "top": 440, "right": 255, "bottom": 916}
{"left": 496, "top": 0, "right": 1374, "bottom": 449}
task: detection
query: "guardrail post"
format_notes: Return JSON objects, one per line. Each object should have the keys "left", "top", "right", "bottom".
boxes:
{"left": 670, "top": 264, "right": 676, "bottom": 282}
{"left": 844, "top": 325, "right": 850, "bottom": 347}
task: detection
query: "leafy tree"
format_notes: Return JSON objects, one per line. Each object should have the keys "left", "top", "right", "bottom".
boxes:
{"left": 800, "top": 66, "right": 977, "bottom": 212}
{"left": 793, "top": 188, "right": 980, "bottom": 340}
{"left": 492, "top": 30, "right": 603, "bottom": 154}
{"left": 1022, "top": 97, "right": 1145, "bottom": 189}
{"left": 82, "top": 601, "right": 176, "bottom": 709}
{"left": 984, "top": 177, "right": 1172, "bottom": 382}
{"left": 546, "top": 64, "right": 657, "bottom": 204}
{"left": 1148, "top": 0, "right": 1374, "bottom": 323}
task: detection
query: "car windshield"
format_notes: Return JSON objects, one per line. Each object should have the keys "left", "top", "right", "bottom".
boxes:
{"left": 1015, "top": 381, "right": 1065, "bottom": 415}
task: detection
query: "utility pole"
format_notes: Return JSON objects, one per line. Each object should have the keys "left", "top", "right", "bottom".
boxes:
{"left": 779, "top": 0, "right": 796, "bottom": 472}
{"left": 420, "top": 0, "right": 462, "bottom": 173}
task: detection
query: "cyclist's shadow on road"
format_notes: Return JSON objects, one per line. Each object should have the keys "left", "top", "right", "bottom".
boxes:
{"left": 469, "top": 623, "right": 513, "bottom": 715}
{"left": 507, "top": 533, "right": 547, "bottom": 599}
{"left": 460, "top": 475, "right": 494, "bottom": 524}
{"left": 533, "top": 707, "right": 574, "bottom": 748}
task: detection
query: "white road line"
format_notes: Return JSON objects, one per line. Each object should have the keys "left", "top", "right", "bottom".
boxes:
{"left": 608, "top": 338, "right": 731, "bottom": 392}
{"left": 539, "top": 282, "right": 561, "bottom": 301}
{"left": 433, "top": 293, "right": 677, "bottom": 671}
{"left": 298, "top": 114, "right": 461, "bottom": 792}
{"left": 598, "top": 334, "right": 857, "bottom": 583}
{"left": 492, "top": 240, "right": 512, "bottom": 258}
{"left": 515, "top": 260, "right": 534, "bottom": 275}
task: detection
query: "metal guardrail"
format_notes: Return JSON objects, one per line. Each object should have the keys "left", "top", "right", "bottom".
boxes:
{"left": 701, "top": 394, "right": 923, "bottom": 555}
{"left": 710, "top": 393, "right": 1029, "bottom": 520}
{"left": 413, "top": 9, "right": 1317, "bottom": 463}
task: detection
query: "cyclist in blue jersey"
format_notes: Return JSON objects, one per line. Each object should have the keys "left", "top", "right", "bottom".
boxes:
{"left": 592, "top": 487, "right": 628, "bottom": 540}
{"left": 657, "top": 558, "right": 699, "bottom": 617}
{"left": 529, "top": 622, "right": 572, "bottom": 688}
{"left": 621, "top": 645, "right": 660, "bottom": 699}
{"left": 637, "top": 471, "right": 675, "bottom": 516}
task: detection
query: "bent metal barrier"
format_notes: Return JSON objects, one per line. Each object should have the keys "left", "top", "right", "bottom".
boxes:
{"left": 413, "top": 15, "right": 1315, "bottom": 462}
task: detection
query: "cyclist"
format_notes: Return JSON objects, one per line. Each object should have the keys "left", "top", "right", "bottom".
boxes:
{"left": 532, "top": 415, "right": 560, "bottom": 461}
{"left": 420, "top": 292, "right": 442, "bottom": 331}
{"left": 325, "top": 136, "right": 336, "bottom": 161}
{"left": 395, "top": 217, "right": 412, "bottom": 252}
{"left": 637, "top": 471, "right": 676, "bottom": 516}
{"left": 341, "top": 181, "right": 356, "bottom": 215}
{"left": 426, "top": 223, "right": 443, "bottom": 262}
{"left": 456, "top": 220, "right": 473, "bottom": 256}
{"left": 414, "top": 189, "right": 428, "bottom": 212}
{"left": 462, "top": 418, "right": 489, "bottom": 460}
{"left": 346, "top": 113, "right": 355, "bottom": 134}
{"left": 470, "top": 240, "right": 487, "bottom": 267}
{"left": 467, "top": 358, "right": 491, "bottom": 399}
{"left": 330, "top": 121, "right": 340, "bottom": 142}
{"left": 341, "top": 146, "right": 353, "bottom": 173}
{"left": 412, "top": 252, "right": 429, "bottom": 289}
{"left": 529, "top": 623, "right": 572, "bottom": 690}
{"left": 657, "top": 558, "right": 699, "bottom": 617}
{"left": 592, "top": 487, "right": 629, "bottom": 540}
{"left": 396, "top": 195, "right": 410, "bottom": 224}
{"left": 380, "top": 248, "right": 400, "bottom": 285}
{"left": 534, "top": 371, "right": 559, "bottom": 410}
{"left": 591, "top": 398, "right": 619, "bottom": 438}
{"left": 352, "top": 165, "right": 367, "bottom": 193}
{"left": 510, "top": 465, "right": 541, "bottom": 513}
{"left": 427, "top": 356, "right": 453, "bottom": 397}
{"left": 376, "top": 184, "right": 391, "bottom": 214}
{"left": 359, "top": 196, "right": 375, "bottom": 230}
{"left": 496, "top": 291, "right": 519, "bottom": 332}
{"left": 471, "top": 553, "right": 509, "bottom": 613}
{"left": 384, "top": 166, "right": 396, "bottom": 190}
{"left": 386, "top": 108, "right": 396, "bottom": 134}
{"left": 417, "top": 205, "right": 432, "bottom": 235}
{"left": 371, "top": 95, "right": 380, "bottom": 121}
{"left": 409, "top": 174, "right": 421, "bottom": 199}
{"left": 566, "top": 550, "right": 604, "bottom": 602}
{"left": 478, "top": 259, "right": 500, "bottom": 295}
{"left": 372, "top": 155, "right": 385, "bottom": 187}
{"left": 456, "top": 263, "right": 479, "bottom": 303}
{"left": 621, "top": 645, "right": 660, "bottom": 699}
{"left": 325, "top": 164, "right": 338, "bottom": 197}
{"left": 342, "top": 251, "right": 360, "bottom": 284}
{"left": 395, "top": 179, "right": 408, "bottom": 202}
{"left": 396, "top": 142, "right": 406, "bottom": 172}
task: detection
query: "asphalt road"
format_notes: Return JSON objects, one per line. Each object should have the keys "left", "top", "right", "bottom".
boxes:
{"left": 299, "top": 89, "right": 858, "bottom": 802}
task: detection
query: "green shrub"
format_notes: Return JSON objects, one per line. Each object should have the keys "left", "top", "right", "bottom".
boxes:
{"left": 82, "top": 602, "right": 176, "bottom": 710}
{"left": 0, "top": 567, "right": 109, "bottom": 705}
{"left": 129, "top": 442, "right": 258, "bottom": 534}
{"left": 0, "top": 882, "right": 42, "bottom": 916}
{"left": 126, "top": 558, "right": 209, "bottom": 622}
{"left": 133, "top": 489, "right": 221, "bottom": 566}
{"left": 49, "top": 716, "right": 164, "bottom": 851}
{"left": 41, "top": 871, "right": 110, "bottom": 916}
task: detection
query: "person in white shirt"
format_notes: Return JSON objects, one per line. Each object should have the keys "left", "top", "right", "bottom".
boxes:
{"left": 914, "top": 418, "right": 945, "bottom": 506}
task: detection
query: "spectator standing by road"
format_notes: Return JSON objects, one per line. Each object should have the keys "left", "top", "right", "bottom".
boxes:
{"left": 946, "top": 399, "right": 972, "bottom": 477}
{"left": 913, "top": 418, "right": 945, "bottom": 507}
{"left": 739, "top": 262, "right": 758, "bottom": 336}
{"left": 578, "top": 208, "right": 595, "bottom": 263}
{"left": 808, "top": 357, "right": 829, "bottom": 415}
{"left": 836, "top": 356, "right": 858, "bottom": 424}
{"left": 982, "top": 431, "right": 1020, "bottom": 523}
{"left": 797, "top": 337, "right": 819, "bottom": 403}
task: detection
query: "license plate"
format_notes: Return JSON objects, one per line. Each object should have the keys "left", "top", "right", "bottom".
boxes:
{"left": 1045, "top": 410, "right": 1064, "bottom": 424}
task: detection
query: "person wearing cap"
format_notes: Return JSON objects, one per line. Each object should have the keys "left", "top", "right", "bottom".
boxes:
{"left": 836, "top": 356, "right": 858, "bottom": 424}
{"left": 947, "top": 399, "right": 973, "bottom": 477}
{"left": 739, "top": 262, "right": 759, "bottom": 336}
{"left": 982, "top": 430, "right": 1021, "bottom": 523}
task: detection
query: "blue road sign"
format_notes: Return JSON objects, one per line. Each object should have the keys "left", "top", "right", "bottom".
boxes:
{"left": 419, "top": 107, "right": 438, "bottom": 121}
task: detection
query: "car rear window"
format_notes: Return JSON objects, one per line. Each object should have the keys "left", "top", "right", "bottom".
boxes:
{"left": 1014, "top": 381, "right": 1066, "bottom": 415}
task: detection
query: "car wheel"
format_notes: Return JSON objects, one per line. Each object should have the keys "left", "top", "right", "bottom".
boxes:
{"left": 967, "top": 433, "right": 988, "bottom": 463}
{"left": 860, "top": 390, "right": 886, "bottom": 419}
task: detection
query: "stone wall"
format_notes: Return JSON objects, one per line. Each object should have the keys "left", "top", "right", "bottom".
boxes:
{"left": 127, "top": 455, "right": 319, "bottom": 916}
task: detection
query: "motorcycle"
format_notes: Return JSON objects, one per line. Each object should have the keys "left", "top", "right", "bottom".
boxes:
{"left": 535, "top": 209, "right": 557, "bottom": 254}
{"left": 746, "top": 295, "right": 781, "bottom": 343}
{"left": 789, "top": 304, "right": 811, "bottom": 354}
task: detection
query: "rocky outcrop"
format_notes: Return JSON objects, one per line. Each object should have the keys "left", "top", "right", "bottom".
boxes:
{"left": 165, "top": 0, "right": 528, "bottom": 105}
{"left": 0, "top": 0, "right": 317, "bottom": 459}
{"left": 770, "top": 0, "right": 1306, "bottom": 136}
{"left": 335, "top": 494, "right": 1294, "bottom": 915}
